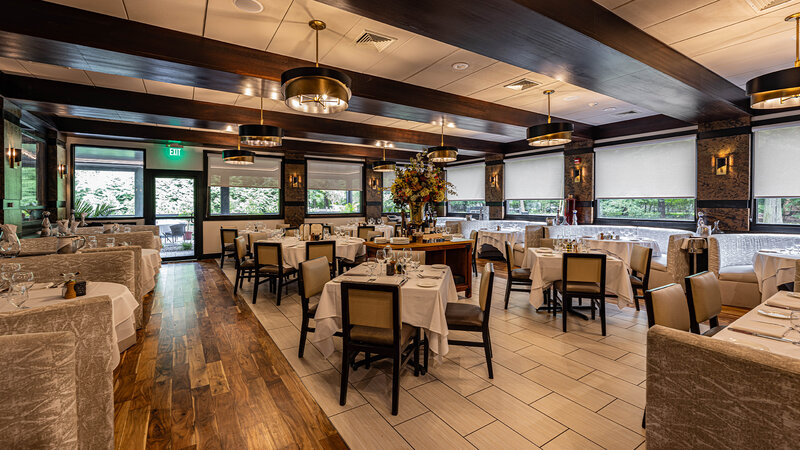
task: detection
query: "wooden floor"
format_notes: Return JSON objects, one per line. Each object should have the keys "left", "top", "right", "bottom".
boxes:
{"left": 112, "top": 261, "right": 346, "bottom": 449}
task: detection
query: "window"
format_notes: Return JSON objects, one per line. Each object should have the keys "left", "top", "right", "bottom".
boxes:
{"left": 20, "top": 133, "right": 43, "bottom": 209}
{"left": 446, "top": 163, "right": 485, "bottom": 214}
{"left": 307, "top": 160, "right": 363, "bottom": 214}
{"left": 74, "top": 145, "right": 144, "bottom": 217}
{"left": 754, "top": 124, "right": 800, "bottom": 225}
{"left": 381, "top": 170, "right": 408, "bottom": 213}
{"left": 207, "top": 153, "right": 281, "bottom": 216}
{"left": 505, "top": 154, "right": 563, "bottom": 216}
{"left": 595, "top": 137, "right": 696, "bottom": 221}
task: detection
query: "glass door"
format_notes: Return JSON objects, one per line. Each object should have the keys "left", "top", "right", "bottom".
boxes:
{"left": 145, "top": 170, "right": 202, "bottom": 261}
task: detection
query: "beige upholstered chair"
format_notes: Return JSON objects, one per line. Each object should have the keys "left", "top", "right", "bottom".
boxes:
{"left": 298, "top": 257, "right": 335, "bottom": 358}
{"left": 629, "top": 245, "right": 653, "bottom": 311}
{"left": 513, "top": 225, "right": 544, "bottom": 267}
{"left": 284, "top": 227, "right": 299, "bottom": 237}
{"left": 445, "top": 220, "right": 462, "bottom": 235}
{"left": 646, "top": 325, "right": 800, "bottom": 448}
{"left": 232, "top": 236, "right": 255, "bottom": 295}
{"left": 540, "top": 237, "right": 555, "bottom": 249}
{"left": 219, "top": 228, "right": 238, "bottom": 268}
{"left": 503, "top": 241, "right": 532, "bottom": 309}
{"left": 470, "top": 230, "right": 479, "bottom": 276}
{"left": 275, "top": 223, "right": 290, "bottom": 229}
{"left": 644, "top": 284, "right": 691, "bottom": 331}
{"left": 339, "top": 282, "right": 423, "bottom": 416}
{"left": 81, "top": 246, "right": 144, "bottom": 326}
{"left": 554, "top": 253, "right": 607, "bottom": 335}
{"left": 247, "top": 231, "right": 268, "bottom": 255}
{"left": 252, "top": 242, "right": 297, "bottom": 305}
{"left": 445, "top": 263, "right": 495, "bottom": 378}
{"left": 796, "top": 260, "right": 800, "bottom": 292}
{"left": 357, "top": 225, "right": 375, "bottom": 241}
{"left": 685, "top": 271, "right": 725, "bottom": 336}
{"left": 306, "top": 240, "right": 336, "bottom": 276}
{"left": 0, "top": 296, "right": 116, "bottom": 449}
{"left": 0, "top": 331, "right": 79, "bottom": 449}
{"left": 310, "top": 223, "right": 323, "bottom": 235}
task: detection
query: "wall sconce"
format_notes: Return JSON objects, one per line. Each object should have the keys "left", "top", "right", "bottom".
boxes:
{"left": 573, "top": 157, "right": 582, "bottom": 165}
{"left": 6, "top": 147, "right": 21, "bottom": 169}
{"left": 289, "top": 174, "right": 302, "bottom": 188}
{"left": 369, "top": 177, "right": 380, "bottom": 190}
{"left": 489, "top": 173, "right": 499, "bottom": 188}
{"left": 572, "top": 168, "right": 582, "bottom": 182}
{"left": 715, "top": 155, "right": 730, "bottom": 176}
{"left": 58, "top": 163, "right": 67, "bottom": 179}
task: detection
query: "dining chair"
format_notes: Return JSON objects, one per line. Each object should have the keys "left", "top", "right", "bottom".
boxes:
{"left": 540, "top": 238, "right": 555, "bottom": 249}
{"left": 323, "top": 225, "right": 332, "bottom": 235}
{"left": 275, "top": 223, "right": 290, "bottom": 229}
{"left": 629, "top": 245, "right": 653, "bottom": 311}
{"left": 445, "top": 263, "right": 495, "bottom": 378}
{"left": 339, "top": 281, "right": 424, "bottom": 416}
{"left": 219, "top": 227, "right": 238, "bottom": 268}
{"left": 470, "top": 230, "right": 478, "bottom": 276}
{"left": 503, "top": 241, "right": 532, "bottom": 309}
{"left": 233, "top": 236, "right": 255, "bottom": 295}
{"left": 252, "top": 242, "right": 297, "bottom": 305}
{"left": 684, "top": 271, "right": 726, "bottom": 336}
{"left": 284, "top": 227, "right": 299, "bottom": 237}
{"left": 357, "top": 225, "right": 376, "bottom": 241}
{"left": 166, "top": 223, "right": 186, "bottom": 243}
{"left": 553, "top": 253, "right": 608, "bottom": 335}
{"left": 246, "top": 231, "right": 268, "bottom": 256}
{"left": 310, "top": 223, "right": 323, "bottom": 235}
{"left": 298, "top": 256, "right": 338, "bottom": 358}
{"left": 306, "top": 240, "right": 337, "bottom": 277}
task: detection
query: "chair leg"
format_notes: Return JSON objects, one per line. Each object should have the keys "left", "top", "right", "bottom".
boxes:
{"left": 600, "top": 297, "right": 607, "bottom": 336}
{"left": 413, "top": 330, "right": 420, "bottom": 377}
{"left": 483, "top": 331, "right": 493, "bottom": 379}
{"left": 562, "top": 295, "right": 569, "bottom": 332}
{"left": 423, "top": 336, "right": 429, "bottom": 373}
{"left": 391, "top": 355, "right": 400, "bottom": 416}
{"left": 634, "top": 290, "right": 641, "bottom": 311}
{"left": 339, "top": 346, "right": 350, "bottom": 406}
{"left": 298, "top": 315, "right": 308, "bottom": 358}
{"left": 504, "top": 280, "right": 512, "bottom": 309}
{"left": 219, "top": 251, "right": 225, "bottom": 268}
{"left": 642, "top": 407, "right": 646, "bottom": 428}
{"left": 276, "top": 278, "right": 283, "bottom": 306}
{"left": 252, "top": 274, "right": 260, "bottom": 304}
{"left": 234, "top": 269, "right": 240, "bottom": 294}
{"left": 591, "top": 298, "right": 595, "bottom": 320}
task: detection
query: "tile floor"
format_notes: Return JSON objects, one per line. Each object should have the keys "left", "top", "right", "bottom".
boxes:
{"left": 222, "top": 262, "right": 649, "bottom": 449}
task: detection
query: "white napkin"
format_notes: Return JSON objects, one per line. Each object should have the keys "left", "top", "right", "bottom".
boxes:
{"left": 765, "top": 296, "right": 800, "bottom": 311}
{"left": 729, "top": 320, "right": 788, "bottom": 338}
{"left": 419, "top": 270, "right": 443, "bottom": 279}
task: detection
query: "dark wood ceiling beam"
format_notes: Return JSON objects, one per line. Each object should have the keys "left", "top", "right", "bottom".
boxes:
{"left": 0, "top": 74, "right": 501, "bottom": 154}
{"left": 316, "top": 0, "right": 750, "bottom": 123}
{"left": 0, "top": 0, "right": 591, "bottom": 137}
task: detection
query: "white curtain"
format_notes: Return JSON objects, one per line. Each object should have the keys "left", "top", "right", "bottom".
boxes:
{"left": 595, "top": 137, "right": 696, "bottom": 198}
{"left": 307, "top": 160, "right": 363, "bottom": 191}
{"left": 447, "top": 163, "right": 485, "bottom": 201}
{"left": 754, "top": 124, "right": 800, "bottom": 197}
{"left": 207, "top": 154, "right": 281, "bottom": 188}
{"left": 504, "top": 154, "right": 564, "bottom": 200}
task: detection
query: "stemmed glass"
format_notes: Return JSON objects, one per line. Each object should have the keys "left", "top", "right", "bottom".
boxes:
{"left": 791, "top": 311, "right": 800, "bottom": 339}
{"left": 106, "top": 237, "right": 115, "bottom": 247}
{"left": 1, "top": 262, "right": 21, "bottom": 290}
{"left": 365, "top": 258, "right": 378, "bottom": 282}
{"left": 5, "top": 285, "right": 28, "bottom": 309}
{"left": 12, "top": 271, "right": 34, "bottom": 292}
{"left": 87, "top": 236, "right": 97, "bottom": 248}
{"left": 376, "top": 249, "right": 386, "bottom": 275}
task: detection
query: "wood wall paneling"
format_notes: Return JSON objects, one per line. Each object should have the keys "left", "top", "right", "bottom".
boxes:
{"left": 2, "top": 98, "right": 22, "bottom": 228}
{"left": 485, "top": 155, "right": 504, "bottom": 220}
{"left": 564, "top": 140, "right": 594, "bottom": 224}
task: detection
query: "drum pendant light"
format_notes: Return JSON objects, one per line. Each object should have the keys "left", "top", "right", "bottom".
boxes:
{"left": 223, "top": 141, "right": 255, "bottom": 165}
{"left": 372, "top": 142, "right": 396, "bottom": 172}
{"left": 281, "top": 20, "right": 352, "bottom": 114}
{"left": 239, "top": 95, "right": 283, "bottom": 146}
{"left": 747, "top": 13, "right": 800, "bottom": 109}
{"left": 426, "top": 117, "right": 458, "bottom": 163}
{"left": 527, "top": 90, "right": 573, "bottom": 147}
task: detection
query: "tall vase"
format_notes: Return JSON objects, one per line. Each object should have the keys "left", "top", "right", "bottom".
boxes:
{"left": 409, "top": 201, "right": 425, "bottom": 226}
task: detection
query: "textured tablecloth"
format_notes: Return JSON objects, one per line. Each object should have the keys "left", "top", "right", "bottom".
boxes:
{"left": 0, "top": 281, "right": 139, "bottom": 366}
{"left": 477, "top": 229, "right": 524, "bottom": 258}
{"left": 313, "top": 264, "right": 457, "bottom": 359}
{"left": 584, "top": 238, "right": 662, "bottom": 266}
{"left": 753, "top": 251, "right": 800, "bottom": 302}
{"left": 341, "top": 224, "right": 395, "bottom": 239}
{"left": 141, "top": 248, "right": 161, "bottom": 293}
{"left": 255, "top": 237, "right": 365, "bottom": 269}
{"left": 526, "top": 248, "right": 634, "bottom": 309}
{"left": 714, "top": 291, "right": 800, "bottom": 359}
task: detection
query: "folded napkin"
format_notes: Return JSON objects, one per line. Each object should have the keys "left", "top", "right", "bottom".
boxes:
{"left": 537, "top": 248, "right": 553, "bottom": 253}
{"left": 419, "top": 270, "right": 443, "bottom": 279}
{"left": 729, "top": 320, "right": 789, "bottom": 339}
{"left": 765, "top": 295, "right": 800, "bottom": 311}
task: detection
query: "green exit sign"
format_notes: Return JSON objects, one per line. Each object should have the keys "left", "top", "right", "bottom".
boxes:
{"left": 169, "top": 147, "right": 182, "bottom": 157}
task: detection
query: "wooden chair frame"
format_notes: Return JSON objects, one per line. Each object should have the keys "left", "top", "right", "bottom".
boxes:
{"left": 631, "top": 246, "right": 653, "bottom": 311}
{"left": 252, "top": 242, "right": 297, "bottom": 306}
{"left": 684, "top": 271, "right": 724, "bottom": 336}
{"left": 554, "top": 253, "right": 608, "bottom": 336}
{"left": 447, "top": 263, "right": 496, "bottom": 378}
{"left": 503, "top": 241, "right": 532, "bottom": 309}
{"left": 306, "top": 240, "right": 337, "bottom": 277}
{"left": 219, "top": 227, "right": 238, "bottom": 268}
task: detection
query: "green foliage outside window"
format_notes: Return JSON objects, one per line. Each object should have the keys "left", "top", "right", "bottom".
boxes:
{"left": 209, "top": 186, "right": 280, "bottom": 215}
{"left": 447, "top": 201, "right": 485, "bottom": 214}
{"left": 597, "top": 198, "right": 695, "bottom": 221}
{"left": 307, "top": 189, "right": 361, "bottom": 214}
{"left": 75, "top": 170, "right": 137, "bottom": 216}
{"left": 506, "top": 199, "right": 561, "bottom": 216}
{"left": 756, "top": 198, "right": 800, "bottom": 225}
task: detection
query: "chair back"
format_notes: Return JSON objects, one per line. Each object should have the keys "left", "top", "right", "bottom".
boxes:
{"left": 170, "top": 223, "right": 186, "bottom": 236}
{"left": 644, "top": 283, "right": 691, "bottom": 331}
{"left": 367, "top": 230, "right": 382, "bottom": 241}
{"left": 685, "top": 271, "right": 722, "bottom": 329}
{"left": 247, "top": 232, "right": 268, "bottom": 253}
{"left": 561, "top": 253, "right": 606, "bottom": 295}
{"left": 310, "top": 223, "right": 323, "bottom": 235}
{"left": 630, "top": 245, "right": 652, "bottom": 278}
{"left": 795, "top": 260, "right": 800, "bottom": 292}
{"left": 299, "top": 256, "right": 331, "bottom": 301}
{"left": 358, "top": 225, "right": 375, "bottom": 241}
{"left": 323, "top": 225, "right": 332, "bottom": 235}
{"left": 540, "top": 238, "right": 555, "bottom": 249}
{"left": 478, "top": 263, "right": 495, "bottom": 313}
{"left": 306, "top": 240, "right": 336, "bottom": 264}
{"left": 470, "top": 230, "right": 478, "bottom": 257}
{"left": 254, "top": 242, "right": 281, "bottom": 268}
{"left": 524, "top": 225, "right": 544, "bottom": 249}
{"left": 220, "top": 227, "right": 237, "bottom": 245}
{"left": 234, "top": 236, "right": 248, "bottom": 265}
{"left": 340, "top": 282, "right": 401, "bottom": 345}
{"left": 284, "top": 227, "right": 298, "bottom": 237}
{"left": 504, "top": 241, "right": 515, "bottom": 273}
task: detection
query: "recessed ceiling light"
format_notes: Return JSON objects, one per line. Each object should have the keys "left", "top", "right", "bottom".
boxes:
{"left": 451, "top": 62, "right": 470, "bottom": 71}
{"left": 602, "top": 107, "right": 617, "bottom": 112}
{"left": 587, "top": 102, "right": 599, "bottom": 107}
{"left": 563, "top": 95, "right": 579, "bottom": 102}
{"left": 447, "top": 122, "right": 455, "bottom": 128}
{"left": 243, "top": 87, "right": 254, "bottom": 96}
{"left": 225, "top": 125, "right": 233, "bottom": 132}
{"left": 233, "top": 0, "right": 263, "bottom": 13}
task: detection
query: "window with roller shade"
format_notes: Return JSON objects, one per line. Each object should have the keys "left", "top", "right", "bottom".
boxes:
{"left": 207, "top": 153, "right": 281, "bottom": 216}
{"left": 754, "top": 124, "right": 800, "bottom": 225}
{"left": 446, "top": 163, "right": 485, "bottom": 214}
{"left": 307, "top": 160, "right": 363, "bottom": 214}
{"left": 505, "top": 153, "right": 564, "bottom": 216}
{"left": 74, "top": 145, "right": 144, "bottom": 217}
{"left": 595, "top": 136, "right": 696, "bottom": 221}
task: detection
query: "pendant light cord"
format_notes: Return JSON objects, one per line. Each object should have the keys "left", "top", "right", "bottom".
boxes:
{"left": 260, "top": 96, "right": 263, "bottom": 125}
{"left": 440, "top": 116, "right": 444, "bottom": 146}
{"left": 547, "top": 92, "right": 552, "bottom": 124}
{"left": 315, "top": 28, "right": 320, "bottom": 68}
{"left": 795, "top": 16, "right": 799, "bottom": 68}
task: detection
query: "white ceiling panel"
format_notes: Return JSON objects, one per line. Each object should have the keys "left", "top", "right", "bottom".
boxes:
{"left": 361, "top": 116, "right": 402, "bottom": 127}
{"left": 143, "top": 79, "right": 194, "bottom": 98}
{"left": 203, "top": 0, "right": 293, "bottom": 50}
{"left": 364, "top": 35, "right": 457, "bottom": 81}
{"left": 438, "top": 62, "right": 530, "bottom": 96}
{"left": 639, "top": 0, "right": 758, "bottom": 45}
{"left": 330, "top": 110, "right": 374, "bottom": 123}
{"left": 610, "top": 0, "right": 716, "bottom": 29}
{"left": 123, "top": 0, "right": 206, "bottom": 35}
{"left": 45, "top": 0, "right": 127, "bottom": 18}
{"left": 193, "top": 86, "right": 240, "bottom": 104}
{"left": 403, "top": 49, "right": 496, "bottom": 89}
{"left": 18, "top": 61, "right": 93, "bottom": 84}
{"left": 321, "top": 17, "right": 416, "bottom": 73}
{"left": 86, "top": 71, "right": 146, "bottom": 92}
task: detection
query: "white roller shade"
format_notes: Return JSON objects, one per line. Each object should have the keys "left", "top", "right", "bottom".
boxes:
{"left": 382, "top": 170, "right": 396, "bottom": 189}
{"left": 504, "top": 154, "right": 564, "bottom": 200}
{"left": 447, "top": 163, "right": 485, "bottom": 201}
{"left": 754, "top": 124, "right": 800, "bottom": 197}
{"left": 595, "top": 137, "right": 696, "bottom": 198}
{"left": 307, "top": 160, "right": 362, "bottom": 191}
{"left": 208, "top": 154, "right": 281, "bottom": 188}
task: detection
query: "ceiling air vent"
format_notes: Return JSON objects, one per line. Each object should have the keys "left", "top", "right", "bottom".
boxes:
{"left": 503, "top": 78, "right": 540, "bottom": 91}
{"left": 614, "top": 110, "right": 640, "bottom": 116}
{"left": 355, "top": 31, "right": 396, "bottom": 52}
{"left": 745, "top": 0, "right": 792, "bottom": 12}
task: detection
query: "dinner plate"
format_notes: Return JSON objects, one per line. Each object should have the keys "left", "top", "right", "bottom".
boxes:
{"left": 757, "top": 308, "right": 791, "bottom": 319}
{"left": 416, "top": 279, "right": 437, "bottom": 288}
{"left": 431, "top": 264, "right": 448, "bottom": 269}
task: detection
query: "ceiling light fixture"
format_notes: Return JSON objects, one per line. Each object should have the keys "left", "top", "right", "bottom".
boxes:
{"left": 527, "top": 90, "right": 573, "bottom": 147}
{"left": 281, "top": 20, "right": 352, "bottom": 114}
{"left": 747, "top": 13, "right": 800, "bottom": 109}
{"left": 451, "top": 62, "right": 470, "bottom": 71}
{"left": 223, "top": 142, "right": 255, "bottom": 165}
{"left": 239, "top": 92, "right": 283, "bottom": 146}
{"left": 233, "top": 0, "right": 263, "bottom": 13}
{"left": 372, "top": 141, "right": 396, "bottom": 172}
{"left": 426, "top": 116, "right": 458, "bottom": 162}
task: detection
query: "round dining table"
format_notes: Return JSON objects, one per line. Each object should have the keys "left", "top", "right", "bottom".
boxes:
{"left": 753, "top": 250, "right": 800, "bottom": 302}
{"left": 255, "top": 236, "right": 366, "bottom": 269}
{"left": 583, "top": 237, "right": 661, "bottom": 266}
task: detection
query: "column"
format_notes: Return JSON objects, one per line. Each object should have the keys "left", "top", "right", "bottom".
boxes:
{"left": 485, "top": 154, "right": 504, "bottom": 219}
{"left": 44, "top": 129, "right": 69, "bottom": 220}
{"left": 364, "top": 165, "right": 381, "bottom": 221}
{"left": 283, "top": 152, "right": 306, "bottom": 226}
{"left": 1, "top": 98, "right": 23, "bottom": 228}
{"left": 564, "top": 139, "right": 594, "bottom": 224}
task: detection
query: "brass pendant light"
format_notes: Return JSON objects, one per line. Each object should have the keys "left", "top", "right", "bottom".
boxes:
{"left": 747, "top": 13, "right": 800, "bottom": 109}
{"left": 426, "top": 117, "right": 458, "bottom": 163}
{"left": 223, "top": 141, "right": 255, "bottom": 165}
{"left": 372, "top": 141, "right": 396, "bottom": 172}
{"left": 527, "top": 90, "right": 573, "bottom": 147}
{"left": 239, "top": 95, "right": 283, "bottom": 146}
{"left": 281, "top": 20, "right": 352, "bottom": 114}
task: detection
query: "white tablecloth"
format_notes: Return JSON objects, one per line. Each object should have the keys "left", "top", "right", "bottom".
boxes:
{"left": 525, "top": 248, "right": 634, "bottom": 309}
{"left": 313, "top": 264, "right": 458, "bottom": 359}
{"left": 714, "top": 291, "right": 800, "bottom": 359}
{"left": 141, "top": 248, "right": 161, "bottom": 293}
{"left": 255, "top": 237, "right": 365, "bottom": 269}
{"left": 0, "top": 281, "right": 139, "bottom": 367}
{"left": 753, "top": 251, "right": 800, "bottom": 302}
{"left": 583, "top": 238, "right": 661, "bottom": 266}
{"left": 477, "top": 229, "right": 524, "bottom": 258}
{"left": 341, "top": 224, "right": 395, "bottom": 239}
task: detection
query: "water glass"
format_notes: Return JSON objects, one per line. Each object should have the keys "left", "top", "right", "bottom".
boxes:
{"left": 106, "top": 237, "right": 115, "bottom": 247}
{"left": 791, "top": 311, "right": 800, "bottom": 337}
{"left": 87, "top": 236, "right": 97, "bottom": 248}
{"left": 365, "top": 258, "right": 378, "bottom": 282}
{"left": 12, "top": 271, "right": 34, "bottom": 292}
{"left": 376, "top": 249, "right": 386, "bottom": 273}
{"left": 5, "top": 285, "right": 28, "bottom": 309}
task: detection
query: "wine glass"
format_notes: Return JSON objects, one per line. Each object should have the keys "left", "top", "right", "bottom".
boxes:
{"left": 12, "top": 271, "right": 34, "bottom": 292}
{"left": 106, "top": 237, "right": 115, "bottom": 247}
{"left": 5, "top": 284, "right": 28, "bottom": 309}
{"left": 87, "top": 236, "right": 97, "bottom": 248}
{"left": 365, "top": 257, "right": 378, "bottom": 282}
{"left": 376, "top": 249, "right": 386, "bottom": 274}
{"left": 0, "top": 240, "right": 20, "bottom": 258}
{"left": 791, "top": 311, "right": 800, "bottom": 338}
{"left": 402, "top": 248, "right": 412, "bottom": 264}
{"left": 383, "top": 245, "right": 394, "bottom": 261}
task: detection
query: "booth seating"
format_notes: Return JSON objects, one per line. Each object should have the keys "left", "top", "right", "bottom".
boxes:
{"left": 707, "top": 234, "right": 800, "bottom": 308}
{"left": 21, "top": 231, "right": 159, "bottom": 255}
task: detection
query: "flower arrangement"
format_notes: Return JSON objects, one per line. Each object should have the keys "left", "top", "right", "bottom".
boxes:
{"left": 388, "top": 153, "right": 455, "bottom": 207}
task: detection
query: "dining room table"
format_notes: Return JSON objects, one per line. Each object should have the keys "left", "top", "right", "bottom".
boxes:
{"left": 752, "top": 250, "right": 800, "bottom": 303}
{"left": 255, "top": 236, "right": 366, "bottom": 269}
{"left": 312, "top": 263, "right": 458, "bottom": 360}
{"left": 524, "top": 247, "right": 635, "bottom": 309}
{"left": 477, "top": 228, "right": 524, "bottom": 258}
{"left": 0, "top": 281, "right": 139, "bottom": 366}
{"left": 140, "top": 248, "right": 161, "bottom": 293}
{"left": 580, "top": 237, "right": 661, "bottom": 266}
